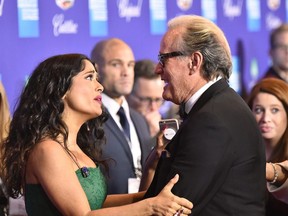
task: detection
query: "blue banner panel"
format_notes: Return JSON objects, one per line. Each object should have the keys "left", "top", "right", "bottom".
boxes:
{"left": 89, "top": 0, "right": 108, "bottom": 36}
{"left": 17, "top": 0, "right": 39, "bottom": 38}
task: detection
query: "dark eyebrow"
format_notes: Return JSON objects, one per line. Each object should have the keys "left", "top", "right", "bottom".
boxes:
{"left": 84, "top": 70, "right": 96, "bottom": 74}
{"left": 107, "top": 59, "right": 122, "bottom": 63}
{"left": 107, "top": 59, "right": 135, "bottom": 64}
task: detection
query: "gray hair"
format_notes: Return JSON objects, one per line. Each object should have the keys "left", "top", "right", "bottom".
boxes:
{"left": 168, "top": 15, "right": 232, "bottom": 81}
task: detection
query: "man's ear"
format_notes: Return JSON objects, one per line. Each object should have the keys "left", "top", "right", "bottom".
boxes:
{"left": 188, "top": 51, "right": 203, "bottom": 75}
{"left": 189, "top": 61, "right": 193, "bottom": 69}
{"left": 191, "top": 51, "right": 202, "bottom": 68}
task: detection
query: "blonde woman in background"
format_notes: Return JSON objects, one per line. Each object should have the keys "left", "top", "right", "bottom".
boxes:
{"left": 0, "top": 81, "right": 10, "bottom": 216}
{"left": 0, "top": 82, "right": 27, "bottom": 216}
{"left": 0, "top": 81, "right": 10, "bottom": 143}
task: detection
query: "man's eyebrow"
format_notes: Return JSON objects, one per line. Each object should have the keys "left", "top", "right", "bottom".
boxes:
{"left": 107, "top": 59, "right": 122, "bottom": 63}
{"left": 107, "top": 59, "right": 135, "bottom": 64}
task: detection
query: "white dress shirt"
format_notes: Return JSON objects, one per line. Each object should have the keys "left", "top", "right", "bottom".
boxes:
{"left": 102, "top": 93, "right": 142, "bottom": 177}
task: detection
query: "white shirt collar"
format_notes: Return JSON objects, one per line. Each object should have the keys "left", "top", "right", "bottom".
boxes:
{"left": 102, "top": 93, "right": 130, "bottom": 116}
{"left": 185, "top": 77, "right": 222, "bottom": 114}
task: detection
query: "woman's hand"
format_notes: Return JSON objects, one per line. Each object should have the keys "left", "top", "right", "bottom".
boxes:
{"left": 150, "top": 174, "right": 193, "bottom": 216}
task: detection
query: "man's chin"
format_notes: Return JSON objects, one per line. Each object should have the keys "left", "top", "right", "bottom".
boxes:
{"left": 162, "top": 93, "right": 172, "bottom": 102}
{"left": 120, "top": 88, "right": 133, "bottom": 96}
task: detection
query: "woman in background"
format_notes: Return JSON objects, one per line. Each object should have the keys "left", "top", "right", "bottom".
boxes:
{"left": 247, "top": 78, "right": 288, "bottom": 215}
{"left": 0, "top": 81, "right": 10, "bottom": 216}
{"left": 0, "top": 53, "right": 192, "bottom": 216}
{"left": 0, "top": 81, "right": 10, "bottom": 144}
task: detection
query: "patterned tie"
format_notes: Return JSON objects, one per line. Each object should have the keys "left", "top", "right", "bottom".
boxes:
{"left": 117, "top": 106, "right": 131, "bottom": 141}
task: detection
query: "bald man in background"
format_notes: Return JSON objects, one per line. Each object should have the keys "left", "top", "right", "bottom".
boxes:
{"left": 91, "top": 38, "right": 152, "bottom": 194}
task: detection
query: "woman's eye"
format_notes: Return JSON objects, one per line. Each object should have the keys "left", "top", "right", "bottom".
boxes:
{"left": 253, "top": 107, "right": 263, "bottom": 114}
{"left": 86, "top": 75, "right": 94, "bottom": 81}
{"left": 271, "top": 108, "right": 279, "bottom": 114}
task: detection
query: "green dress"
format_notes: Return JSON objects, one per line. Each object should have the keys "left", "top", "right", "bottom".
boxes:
{"left": 25, "top": 167, "right": 107, "bottom": 216}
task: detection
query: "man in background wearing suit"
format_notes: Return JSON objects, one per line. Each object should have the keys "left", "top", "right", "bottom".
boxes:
{"left": 91, "top": 38, "right": 152, "bottom": 194}
{"left": 126, "top": 59, "right": 164, "bottom": 138}
{"left": 262, "top": 23, "right": 288, "bottom": 82}
{"left": 144, "top": 15, "right": 266, "bottom": 215}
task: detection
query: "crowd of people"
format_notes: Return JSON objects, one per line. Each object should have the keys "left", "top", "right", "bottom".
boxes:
{"left": 0, "top": 15, "right": 287, "bottom": 216}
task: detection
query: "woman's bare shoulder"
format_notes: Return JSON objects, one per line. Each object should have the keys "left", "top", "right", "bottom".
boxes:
{"left": 26, "top": 139, "right": 71, "bottom": 183}
{"left": 31, "top": 139, "right": 64, "bottom": 160}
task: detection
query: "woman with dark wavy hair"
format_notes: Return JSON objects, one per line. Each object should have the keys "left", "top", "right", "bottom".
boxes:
{"left": 0, "top": 54, "right": 192, "bottom": 216}
{"left": 247, "top": 78, "right": 288, "bottom": 215}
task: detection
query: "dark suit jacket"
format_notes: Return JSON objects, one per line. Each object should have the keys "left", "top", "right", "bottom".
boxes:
{"left": 102, "top": 108, "right": 152, "bottom": 194}
{"left": 262, "top": 66, "right": 285, "bottom": 82}
{"left": 145, "top": 79, "right": 266, "bottom": 215}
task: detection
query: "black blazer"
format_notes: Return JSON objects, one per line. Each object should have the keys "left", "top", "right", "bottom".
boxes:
{"left": 102, "top": 108, "right": 152, "bottom": 194}
{"left": 145, "top": 79, "right": 266, "bottom": 215}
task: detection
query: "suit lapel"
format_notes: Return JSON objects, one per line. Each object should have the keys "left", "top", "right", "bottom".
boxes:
{"left": 129, "top": 109, "right": 150, "bottom": 166}
{"left": 105, "top": 113, "right": 134, "bottom": 162}
{"left": 166, "top": 79, "right": 229, "bottom": 154}
{"left": 189, "top": 78, "right": 229, "bottom": 117}
{"left": 130, "top": 111, "right": 143, "bottom": 144}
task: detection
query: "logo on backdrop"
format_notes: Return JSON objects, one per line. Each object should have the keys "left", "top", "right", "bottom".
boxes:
{"left": 117, "top": 0, "right": 143, "bottom": 22}
{"left": 177, "top": 0, "right": 193, "bottom": 11}
{"left": 265, "top": 0, "right": 282, "bottom": 30}
{"left": 55, "top": 0, "right": 74, "bottom": 10}
{"left": 266, "top": 13, "right": 282, "bottom": 30}
{"left": 0, "top": 0, "right": 4, "bottom": 16}
{"left": 223, "top": 0, "right": 243, "bottom": 20}
{"left": 52, "top": 14, "right": 78, "bottom": 36}
{"left": 267, "top": 0, "right": 280, "bottom": 11}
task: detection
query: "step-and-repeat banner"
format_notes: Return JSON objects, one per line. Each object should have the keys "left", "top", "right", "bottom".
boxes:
{"left": 0, "top": 0, "right": 287, "bottom": 111}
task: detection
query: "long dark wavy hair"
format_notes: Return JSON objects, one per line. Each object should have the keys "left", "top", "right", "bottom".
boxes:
{"left": 1, "top": 54, "right": 108, "bottom": 198}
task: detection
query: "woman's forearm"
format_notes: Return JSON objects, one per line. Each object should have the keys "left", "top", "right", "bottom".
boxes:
{"left": 87, "top": 198, "right": 153, "bottom": 216}
{"left": 103, "top": 191, "right": 146, "bottom": 208}
{"left": 266, "top": 162, "right": 288, "bottom": 187}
